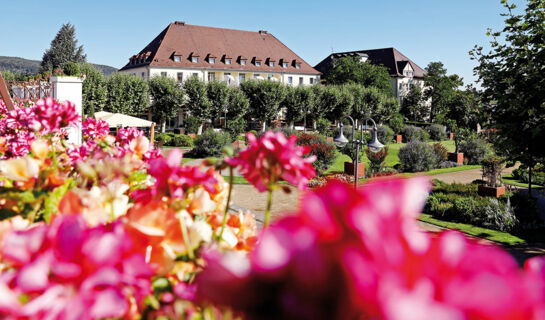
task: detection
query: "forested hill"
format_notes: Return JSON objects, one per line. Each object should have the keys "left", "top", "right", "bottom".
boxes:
{"left": 0, "top": 56, "right": 117, "bottom": 75}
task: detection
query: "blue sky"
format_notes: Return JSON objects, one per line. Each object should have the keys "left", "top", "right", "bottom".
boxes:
{"left": 0, "top": 0, "right": 525, "bottom": 85}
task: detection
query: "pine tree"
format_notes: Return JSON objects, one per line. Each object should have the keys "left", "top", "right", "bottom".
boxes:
{"left": 40, "top": 23, "right": 86, "bottom": 72}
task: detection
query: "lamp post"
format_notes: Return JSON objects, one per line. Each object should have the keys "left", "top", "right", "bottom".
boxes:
{"left": 223, "top": 104, "right": 228, "bottom": 129}
{"left": 334, "top": 115, "right": 384, "bottom": 188}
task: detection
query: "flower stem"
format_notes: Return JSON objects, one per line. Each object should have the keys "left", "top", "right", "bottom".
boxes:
{"left": 179, "top": 213, "right": 195, "bottom": 260}
{"left": 217, "top": 166, "right": 234, "bottom": 241}
{"left": 50, "top": 138, "right": 58, "bottom": 172}
{"left": 264, "top": 187, "right": 273, "bottom": 228}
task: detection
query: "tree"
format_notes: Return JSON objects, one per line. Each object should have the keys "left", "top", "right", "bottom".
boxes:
{"left": 183, "top": 77, "right": 211, "bottom": 134}
{"left": 401, "top": 85, "right": 427, "bottom": 121}
{"left": 105, "top": 74, "right": 149, "bottom": 115}
{"left": 313, "top": 85, "right": 341, "bottom": 127}
{"left": 240, "top": 80, "right": 287, "bottom": 132}
{"left": 446, "top": 86, "right": 481, "bottom": 129}
{"left": 206, "top": 81, "right": 230, "bottom": 122}
{"left": 324, "top": 56, "right": 393, "bottom": 95}
{"left": 226, "top": 86, "right": 250, "bottom": 120}
{"left": 79, "top": 63, "right": 106, "bottom": 116}
{"left": 281, "top": 86, "right": 315, "bottom": 129}
{"left": 423, "top": 62, "right": 463, "bottom": 123}
{"left": 149, "top": 76, "right": 185, "bottom": 132}
{"left": 471, "top": 0, "right": 545, "bottom": 195}
{"left": 40, "top": 23, "right": 86, "bottom": 72}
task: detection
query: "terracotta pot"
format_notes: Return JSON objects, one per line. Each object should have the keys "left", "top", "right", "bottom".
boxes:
{"left": 448, "top": 152, "right": 464, "bottom": 164}
{"left": 188, "top": 133, "right": 196, "bottom": 139}
{"left": 327, "top": 137, "right": 333, "bottom": 142}
{"left": 344, "top": 162, "right": 365, "bottom": 178}
{"left": 448, "top": 132, "right": 454, "bottom": 140}
{"left": 395, "top": 134, "right": 402, "bottom": 143}
{"left": 478, "top": 185, "right": 506, "bottom": 198}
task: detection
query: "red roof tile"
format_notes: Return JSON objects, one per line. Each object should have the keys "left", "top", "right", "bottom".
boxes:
{"left": 120, "top": 23, "right": 320, "bottom": 75}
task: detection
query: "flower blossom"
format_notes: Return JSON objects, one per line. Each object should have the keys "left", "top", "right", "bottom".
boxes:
{"left": 82, "top": 117, "right": 109, "bottom": 140}
{"left": 226, "top": 131, "right": 316, "bottom": 192}
{"left": 116, "top": 127, "right": 144, "bottom": 146}
{"left": 34, "top": 97, "right": 80, "bottom": 134}
{"left": 196, "top": 177, "right": 545, "bottom": 320}
{"left": 0, "top": 214, "right": 152, "bottom": 319}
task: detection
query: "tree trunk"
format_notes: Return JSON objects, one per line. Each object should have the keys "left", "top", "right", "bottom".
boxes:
{"left": 289, "top": 121, "right": 294, "bottom": 130}
{"left": 161, "top": 120, "right": 166, "bottom": 133}
{"left": 197, "top": 124, "right": 203, "bottom": 135}
{"left": 529, "top": 165, "right": 533, "bottom": 199}
{"left": 313, "top": 119, "right": 317, "bottom": 131}
{"left": 262, "top": 121, "right": 267, "bottom": 133}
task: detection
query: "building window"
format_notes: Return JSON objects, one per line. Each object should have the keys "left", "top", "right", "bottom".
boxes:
{"left": 177, "top": 72, "right": 183, "bottom": 82}
{"left": 161, "top": 72, "right": 167, "bottom": 77}
{"left": 192, "top": 57, "right": 199, "bottom": 63}
{"left": 208, "top": 72, "right": 216, "bottom": 82}
{"left": 283, "top": 62, "right": 288, "bottom": 68}
{"left": 270, "top": 61, "right": 275, "bottom": 67}
{"left": 209, "top": 58, "right": 215, "bottom": 64}
{"left": 255, "top": 61, "right": 261, "bottom": 67}
{"left": 241, "top": 60, "right": 247, "bottom": 66}
{"left": 299, "top": 77, "right": 303, "bottom": 85}
{"left": 288, "top": 76, "right": 293, "bottom": 84}
{"left": 192, "top": 73, "right": 199, "bottom": 78}
{"left": 310, "top": 78, "right": 314, "bottom": 85}
{"left": 296, "top": 63, "right": 301, "bottom": 69}
{"left": 225, "top": 59, "right": 232, "bottom": 65}
{"left": 253, "top": 74, "right": 261, "bottom": 78}
{"left": 174, "top": 56, "right": 181, "bottom": 62}
{"left": 239, "top": 73, "right": 246, "bottom": 82}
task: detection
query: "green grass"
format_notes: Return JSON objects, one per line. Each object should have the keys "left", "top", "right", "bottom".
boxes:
{"left": 502, "top": 173, "right": 544, "bottom": 189}
{"left": 419, "top": 213, "right": 525, "bottom": 245}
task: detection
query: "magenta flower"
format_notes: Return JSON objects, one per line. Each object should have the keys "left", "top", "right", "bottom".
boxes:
{"left": 226, "top": 131, "right": 316, "bottom": 192}
{"left": 116, "top": 127, "right": 144, "bottom": 146}
{"left": 34, "top": 97, "right": 80, "bottom": 134}
{"left": 0, "top": 214, "right": 152, "bottom": 319}
{"left": 196, "top": 177, "right": 545, "bottom": 319}
{"left": 82, "top": 117, "right": 109, "bottom": 140}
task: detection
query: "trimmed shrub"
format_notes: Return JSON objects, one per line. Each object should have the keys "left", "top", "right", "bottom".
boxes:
{"left": 316, "top": 118, "right": 332, "bottom": 137}
{"left": 388, "top": 113, "right": 405, "bottom": 134}
{"left": 183, "top": 116, "right": 201, "bottom": 134}
{"left": 458, "top": 138, "right": 491, "bottom": 164}
{"left": 399, "top": 141, "right": 436, "bottom": 172}
{"left": 338, "top": 131, "right": 370, "bottom": 163}
{"left": 376, "top": 125, "right": 394, "bottom": 144}
{"left": 172, "top": 134, "right": 194, "bottom": 147}
{"left": 427, "top": 124, "right": 447, "bottom": 141}
{"left": 403, "top": 125, "right": 428, "bottom": 142}
{"left": 63, "top": 61, "right": 81, "bottom": 76}
{"left": 193, "top": 129, "right": 231, "bottom": 157}
{"left": 225, "top": 118, "right": 247, "bottom": 138}
{"left": 296, "top": 133, "right": 336, "bottom": 175}
{"left": 155, "top": 133, "right": 173, "bottom": 146}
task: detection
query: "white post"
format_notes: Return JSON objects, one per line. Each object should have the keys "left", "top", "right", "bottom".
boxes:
{"left": 50, "top": 76, "right": 83, "bottom": 144}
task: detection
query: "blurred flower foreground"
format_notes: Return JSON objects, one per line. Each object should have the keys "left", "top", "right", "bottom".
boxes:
{"left": 1, "top": 97, "right": 545, "bottom": 319}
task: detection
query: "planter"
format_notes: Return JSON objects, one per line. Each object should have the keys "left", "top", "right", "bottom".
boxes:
{"left": 478, "top": 185, "right": 506, "bottom": 198}
{"left": 327, "top": 137, "right": 333, "bottom": 142}
{"left": 395, "top": 134, "right": 402, "bottom": 143}
{"left": 344, "top": 162, "right": 365, "bottom": 178}
{"left": 448, "top": 132, "right": 454, "bottom": 140}
{"left": 188, "top": 133, "right": 197, "bottom": 139}
{"left": 448, "top": 152, "right": 464, "bottom": 164}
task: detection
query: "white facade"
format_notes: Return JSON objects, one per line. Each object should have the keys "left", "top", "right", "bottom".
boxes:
{"left": 120, "top": 66, "right": 320, "bottom": 86}
{"left": 51, "top": 76, "right": 83, "bottom": 144}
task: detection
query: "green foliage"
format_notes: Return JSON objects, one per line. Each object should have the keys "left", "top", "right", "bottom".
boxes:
{"left": 403, "top": 125, "right": 428, "bottom": 142}
{"left": 401, "top": 85, "right": 427, "bottom": 122}
{"left": 318, "top": 85, "right": 350, "bottom": 122}
{"left": 79, "top": 63, "right": 106, "bottom": 116}
{"left": 240, "top": 80, "right": 287, "bottom": 131}
{"left": 324, "top": 56, "right": 393, "bottom": 95}
{"left": 183, "top": 77, "right": 211, "bottom": 124}
{"left": 432, "top": 143, "right": 448, "bottom": 167}
{"left": 446, "top": 87, "right": 481, "bottom": 129}
{"left": 471, "top": 0, "right": 545, "bottom": 193}
{"left": 40, "top": 23, "right": 86, "bottom": 72}
{"left": 206, "top": 81, "right": 230, "bottom": 121}
{"left": 172, "top": 134, "right": 194, "bottom": 147}
{"left": 226, "top": 86, "right": 250, "bottom": 120}
{"left": 282, "top": 85, "right": 315, "bottom": 126}
{"left": 149, "top": 76, "right": 185, "bottom": 131}
{"left": 512, "top": 165, "right": 545, "bottom": 186}
{"left": 337, "top": 131, "right": 370, "bottom": 163}
{"left": 62, "top": 61, "right": 80, "bottom": 76}
{"left": 193, "top": 129, "right": 231, "bottom": 157}
{"left": 225, "top": 117, "right": 247, "bottom": 137}
{"left": 183, "top": 116, "right": 201, "bottom": 134}
{"left": 423, "top": 61, "right": 463, "bottom": 123}
{"left": 366, "top": 146, "right": 389, "bottom": 176}
{"left": 458, "top": 137, "right": 491, "bottom": 164}
{"left": 155, "top": 133, "right": 173, "bottom": 146}
{"left": 427, "top": 124, "right": 447, "bottom": 141}
{"left": 376, "top": 125, "right": 394, "bottom": 144}
{"left": 295, "top": 133, "right": 336, "bottom": 175}
{"left": 105, "top": 74, "right": 149, "bottom": 114}
{"left": 399, "top": 141, "right": 436, "bottom": 172}
{"left": 315, "top": 118, "right": 332, "bottom": 136}
{"left": 388, "top": 113, "right": 405, "bottom": 134}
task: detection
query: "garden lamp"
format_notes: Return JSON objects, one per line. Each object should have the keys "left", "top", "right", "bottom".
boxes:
{"left": 366, "top": 118, "right": 383, "bottom": 153}
{"left": 334, "top": 123, "right": 349, "bottom": 148}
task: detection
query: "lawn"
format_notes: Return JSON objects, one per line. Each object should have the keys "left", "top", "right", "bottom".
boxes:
{"left": 502, "top": 173, "right": 544, "bottom": 189}
{"left": 419, "top": 213, "right": 525, "bottom": 245}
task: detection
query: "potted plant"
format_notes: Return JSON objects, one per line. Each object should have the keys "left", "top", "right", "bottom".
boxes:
{"left": 478, "top": 155, "right": 505, "bottom": 197}
{"left": 340, "top": 134, "right": 367, "bottom": 178}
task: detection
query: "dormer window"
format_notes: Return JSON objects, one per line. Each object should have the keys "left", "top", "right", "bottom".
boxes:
{"left": 282, "top": 62, "right": 288, "bottom": 68}
{"left": 270, "top": 61, "right": 275, "bottom": 67}
{"left": 225, "top": 59, "right": 232, "bottom": 65}
{"left": 209, "top": 58, "right": 215, "bottom": 64}
{"left": 174, "top": 56, "right": 181, "bottom": 62}
{"left": 192, "top": 57, "right": 199, "bottom": 63}
{"left": 241, "top": 60, "right": 247, "bottom": 66}
{"left": 256, "top": 61, "right": 261, "bottom": 67}
{"left": 296, "top": 63, "right": 301, "bottom": 69}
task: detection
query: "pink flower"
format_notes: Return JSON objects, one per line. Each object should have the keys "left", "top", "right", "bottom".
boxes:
{"left": 34, "top": 97, "right": 80, "bottom": 134}
{"left": 226, "top": 131, "right": 316, "bottom": 192}
{"left": 0, "top": 215, "right": 152, "bottom": 319}
{"left": 196, "top": 177, "right": 545, "bottom": 319}
{"left": 116, "top": 127, "right": 144, "bottom": 146}
{"left": 82, "top": 117, "right": 109, "bottom": 140}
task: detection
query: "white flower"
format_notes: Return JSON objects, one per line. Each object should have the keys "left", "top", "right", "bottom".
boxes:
{"left": 189, "top": 220, "right": 213, "bottom": 248}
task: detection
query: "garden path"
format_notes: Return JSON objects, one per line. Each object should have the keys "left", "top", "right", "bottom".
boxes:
{"left": 431, "top": 166, "right": 517, "bottom": 184}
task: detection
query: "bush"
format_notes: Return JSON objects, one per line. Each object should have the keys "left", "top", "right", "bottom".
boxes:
{"left": 63, "top": 62, "right": 81, "bottom": 76}
{"left": 427, "top": 124, "right": 447, "bottom": 141}
{"left": 172, "top": 134, "right": 194, "bottom": 147}
{"left": 388, "top": 113, "right": 405, "bottom": 134}
{"left": 399, "top": 141, "right": 436, "bottom": 172}
{"left": 193, "top": 129, "right": 231, "bottom": 157}
{"left": 316, "top": 118, "right": 332, "bottom": 137}
{"left": 155, "top": 133, "right": 173, "bottom": 146}
{"left": 403, "top": 125, "right": 428, "bottom": 142}
{"left": 432, "top": 143, "right": 448, "bottom": 167}
{"left": 296, "top": 133, "right": 336, "bottom": 175}
{"left": 184, "top": 116, "right": 201, "bottom": 134}
{"left": 338, "top": 131, "right": 370, "bottom": 163}
{"left": 376, "top": 125, "right": 394, "bottom": 144}
{"left": 225, "top": 118, "right": 247, "bottom": 138}
{"left": 512, "top": 165, "right": 545, "bottom": 186}
{"left": 458, "top": 138, "right": 491, "bottom": 164}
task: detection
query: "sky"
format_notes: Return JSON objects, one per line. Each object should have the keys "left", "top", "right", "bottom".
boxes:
{"left": 0, "top": 0, "right": 527, "bottom": 86}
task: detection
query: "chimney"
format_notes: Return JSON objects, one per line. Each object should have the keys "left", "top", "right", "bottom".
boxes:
{"left": 258, "top": 30, "right": 268, "bottom": 35}
{"left": 175, "top": 21, "right": 185, "bottom": 25}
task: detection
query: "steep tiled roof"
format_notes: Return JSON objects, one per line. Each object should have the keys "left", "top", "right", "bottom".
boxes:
{"left": 314, "top": 47, "right": 426, "bottom": 78}
{"left": 120, "top": 22, "right": 320, "bottom": 75}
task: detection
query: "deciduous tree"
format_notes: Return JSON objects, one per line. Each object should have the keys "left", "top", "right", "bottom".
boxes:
{"left": 79, "top": 63, "right": 106, "bottom": 116}
{"left": 149, "top": 76, "right": 185, "bottom": 132}
{"left": 324, "top": 56, "right": 393, "bottom": 95}
{"left": 423, "top": 62, "right": 463, "bottom": 123}
{"left": 240, "top": 80, "right": 287, "bottom": 132}
{"left": 183, "top": 77, "right": 211, "bottom": 134}
{"left": 105, "top": 74, "right": 149, "bottom": 115}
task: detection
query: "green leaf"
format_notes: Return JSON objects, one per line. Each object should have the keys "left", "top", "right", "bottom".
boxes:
{"left": 42, "top": 179, "right": 73, "bottom": 223}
